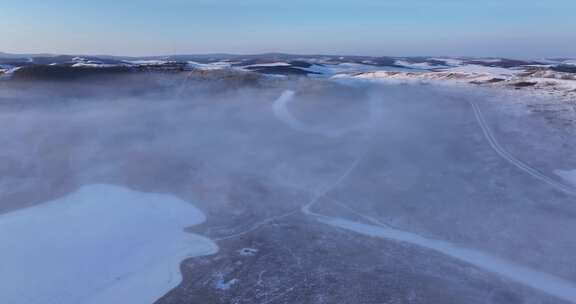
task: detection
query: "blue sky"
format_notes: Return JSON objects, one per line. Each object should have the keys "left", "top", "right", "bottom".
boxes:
{"left": 1, "top": 0, "right": 575, "bottom": 57}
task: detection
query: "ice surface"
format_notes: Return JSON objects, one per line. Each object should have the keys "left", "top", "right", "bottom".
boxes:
{"left": 0, "top": 184, "right": 217, "bottom": 304}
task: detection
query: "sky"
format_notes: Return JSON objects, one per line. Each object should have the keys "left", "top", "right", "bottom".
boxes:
{"left": 1, "top": 0, "right": 575, "bottom": 58}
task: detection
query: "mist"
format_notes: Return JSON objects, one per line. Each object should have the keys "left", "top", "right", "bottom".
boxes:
{"left": 1, "top": 72, "right": 576, "bottom": 303}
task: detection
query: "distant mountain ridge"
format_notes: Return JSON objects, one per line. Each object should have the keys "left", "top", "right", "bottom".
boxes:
{"left": 1, "top": 51, "right": 573, "bottom": 63}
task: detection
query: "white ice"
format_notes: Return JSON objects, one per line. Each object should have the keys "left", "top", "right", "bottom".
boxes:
{"left": 0, "top": 184, "right": 218, "bottom": 304}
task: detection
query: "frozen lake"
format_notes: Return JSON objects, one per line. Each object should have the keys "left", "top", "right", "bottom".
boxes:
{"left": 0, "top": 184, "right": 217, "bottom": 304}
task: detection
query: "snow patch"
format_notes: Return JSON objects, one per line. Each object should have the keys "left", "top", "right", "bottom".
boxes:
{"left": 0, "top": 66, "right": 22, "bottom": 79}
{"left": 187, "top": 61, "right": 231, "bottom": 70}
{"left": 71, "top": 63, "right": 121, "bottom": 68}
{"left": 128, "top": 60, "right": 168, "bottom": 65}
{"left": 306, "top": 62, "right": 410, "bottom": 76}
{"left": 440, "top": 64, "right": 520, "bottom": 76}
{"left": 244, "top": 62, "right": 291, "bottom": 68}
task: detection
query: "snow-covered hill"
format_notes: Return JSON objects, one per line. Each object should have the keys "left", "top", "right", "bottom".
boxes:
{"left": 1, "top": 53, "right": 574, "bottom": 102}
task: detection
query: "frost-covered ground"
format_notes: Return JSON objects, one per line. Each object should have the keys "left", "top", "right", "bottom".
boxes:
{"left": 1, "top": 66, "right": 576, "bottom": 303}
{"left": 344, "top": 68, "right": 576, "bottom": 106}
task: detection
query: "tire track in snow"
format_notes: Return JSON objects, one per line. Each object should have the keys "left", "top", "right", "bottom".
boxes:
{"left": 470, "top": 100, "right": 576, "bottom": 196}
{"left": 300, "top": 154, "right": 365, "bottom": 217}
{"left": 271, "top": 90, "right": 576, "bottom": 303}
